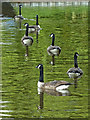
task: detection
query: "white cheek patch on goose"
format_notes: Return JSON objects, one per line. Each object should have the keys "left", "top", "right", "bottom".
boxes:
{"left": 50, "top": 34, "right": 53, "bottom": 37}
{"left": 24, "top": 24, "right": 28, "bottom": 27}
{"left": 38, "top": 64, "right": 41, "bottom": 69}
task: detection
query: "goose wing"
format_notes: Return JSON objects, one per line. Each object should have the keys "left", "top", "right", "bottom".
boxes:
{"left": 29, "top": 25, "right": 40, "bottom": 29}
{"left": 67, "top": 67, "right": 83, "bottom": 78}
{"left": 43, "top": 80, "right": 70, "bottom": 90}
{"left": 21, "top": 36, "right": 33, "bottom": 46}
{"left": 67, "top": 67, "right": 83, "bottom": 74}
{"left": 14, "top": 15, "right": 24, "bottom": 19}
{"left": 47, "top": 45, "right": 61, "bottom": 51}
{"left": 47, "top": 45, "right": 61, "bottom": 56}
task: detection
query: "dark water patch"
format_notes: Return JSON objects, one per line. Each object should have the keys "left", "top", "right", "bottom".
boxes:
{"left": 2, "top": 2, "right": 16, "bottom": 17}
{"left": 0, "top": 16, "right": 12, "bottom": 20}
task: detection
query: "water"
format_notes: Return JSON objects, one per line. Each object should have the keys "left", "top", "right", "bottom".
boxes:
{"left": 1, "top": 5, "right": 88, "bottom": 119}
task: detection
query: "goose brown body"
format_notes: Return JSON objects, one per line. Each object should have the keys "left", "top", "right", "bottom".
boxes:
{"left": 47, "top": 33, "right": 61, "bottom": 56}
{"left": 67, "top": 52, "right": 83, "bottom": 79}
{"left": 21, "top": 35, "right": 33, "bottom": 46}
{"left": 41, "top": 80, "right": 72, "bottom": 90}
{"left": 47, "top": 45, "right": 61, "bottom": 56}
{"left": 67, "top": 67, "right": 83, "bottom": 79}
{"left": 36, "top": 64, "right": 72, "bottom": 90}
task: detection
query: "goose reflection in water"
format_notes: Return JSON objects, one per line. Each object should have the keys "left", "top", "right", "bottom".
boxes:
{"left": 36, "top": 31, "right": 39, "bottom": 43}
{"left": 38, "top": 87, "right": 71, "bottom": 96}
{"left": 14, "top": 17, "right": 24, "bottom": 29}
{"left": 37, "top": 88, "right": 71, "bottom": 110}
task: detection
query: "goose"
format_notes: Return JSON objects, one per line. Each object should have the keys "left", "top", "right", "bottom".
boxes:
{"left": 47, "top": 33, "right": 61, "bottom": 65}
{"left": 67, "top": 52, "right": 83, "bottom": 79}
{"left": 14, "top": 4, "right": 24, "bottom": 21}
{"left": 36, "top": 64, "right": 72, "bottom": 91}
{"left": 28, "top": 15, "right": 41, "bottom": 33}
{"left": 21, "top": 23, "right": 33, "bottom": 56}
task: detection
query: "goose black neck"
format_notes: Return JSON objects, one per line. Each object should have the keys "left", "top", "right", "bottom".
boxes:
{"left": 19, "top": 6, "right": 21, "bottom": 15}
{"left": 39, "top": 67, "right": 44, "bottom": 82}
{"left": 25, "top": 25, "right": 28, "bottom": 36}
{"left": 36, "top": 15, "right": 38, "bottom": 25}
{"left": 74, "top": 55, "right": 78, "bottom": 68}
{"left": 52, "top": 34, "right": 55, "bottom": 46}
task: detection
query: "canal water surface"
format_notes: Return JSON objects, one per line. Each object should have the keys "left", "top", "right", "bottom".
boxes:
{"left": 1, "top": 5, "right": 88, "bottom": 119}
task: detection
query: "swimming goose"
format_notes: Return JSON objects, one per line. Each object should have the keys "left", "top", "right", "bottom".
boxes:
{"left": 14, "top": 5, "right": 24, "bottom": 21}
{"left": 47, "top": 33, "right": 61, "bottom": 65}
{"left": 21, "top": 23, "right": 33, "bottom": 56}
{"left": 36, "top": 64, "right": 72, "bottom": 91}
{"left": 28, "top": 15, "right": 41, "bottom": 33}
{"left": 67, "top": 52, "right": 83, "bottom": 79}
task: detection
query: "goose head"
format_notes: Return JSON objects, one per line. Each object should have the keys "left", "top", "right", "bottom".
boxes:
{"left": 49, "top": 33, "right": 55, "bottom": 38}
{"left": 24, "top": 23, "right": 29, "bottom": 27}
{"left": 36, "top": 64, "right": 43, "bottom": 69}
{"left": 75, "top": 52, "right": 79, "bottom": 57}
{"left": 19, "top": 4, "right": 22, "bottom": 8}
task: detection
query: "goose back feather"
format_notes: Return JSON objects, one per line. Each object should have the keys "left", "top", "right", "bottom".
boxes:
{"left": 42, "top": 80, "right": 72, "bottom": 90}
{"left": 21, "top": 36, "right": 33, "bottom": 46}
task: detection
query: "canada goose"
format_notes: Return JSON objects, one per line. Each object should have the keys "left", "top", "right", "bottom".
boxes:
{"left": 47, "top": 33, "right": 61, "bottom": 65}
{"left": 67, "top": 52, "right": 83, "bottom": 79}
{"left": 36, "top": 64, "right": 72, "bottom": 91}
{"left": 21, "top": 23, "right": 33, "bottom": 56}
{"left": 28, "top": 15, "right": 41, "bottom": 33}
{"left": 14, "top": 5, "right": 24, "bottom": 21}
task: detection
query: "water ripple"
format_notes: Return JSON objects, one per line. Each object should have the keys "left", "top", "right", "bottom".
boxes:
{"left": 0, "top": 42, "right": 12, "bottom": 45}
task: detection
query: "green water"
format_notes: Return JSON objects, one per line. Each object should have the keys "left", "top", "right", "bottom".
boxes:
{"left": 1, "top": 6, "right": 88, "bottom": 119}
